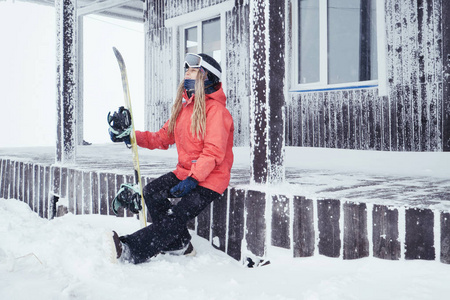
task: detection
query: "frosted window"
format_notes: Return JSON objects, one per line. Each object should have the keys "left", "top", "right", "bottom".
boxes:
{"left": 298, "top": 0, "right": 320, "bottom": 84}
{"left": 185, "top": 27, "right": 198, "bottom": 54}
{"left": 202, "top": 17, "right": 221, "bottom": 63}
{"left": 297, "top": 0, "right": 378, "bottom": 86}
{"left": 328, "top": 0, "right": 377, "bottom": 84}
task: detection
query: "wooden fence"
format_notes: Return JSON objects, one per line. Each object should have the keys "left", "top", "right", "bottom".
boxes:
{"left": 1, "top": 157, "right": 449, "bottom": 264}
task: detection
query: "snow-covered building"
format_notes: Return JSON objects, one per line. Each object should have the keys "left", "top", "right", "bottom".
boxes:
{"left": 146, "top": 0, "right": 450, "bottom": 184}
{"left": 2, "top": 0, "right": 450, "bottom": 264}
{"left": 42, "top": 0, "right": 450, "bottom": 176}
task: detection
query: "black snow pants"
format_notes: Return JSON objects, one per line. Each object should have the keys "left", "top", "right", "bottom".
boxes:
{"left": 120, "top": 172, "right": 221, "bottom": 264}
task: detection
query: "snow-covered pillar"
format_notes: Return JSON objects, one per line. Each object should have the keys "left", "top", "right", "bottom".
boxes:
{"left": 56, "top": 0, "right": 78, "bottom": 163}
{"left": 249, "top": 0, "right": 285, "bottom": 184}
{"left": 443, "top": 0, "right": 450, "bottom": 152}
{"left": 77, "top": 17, "right": 84, "bottom": 146}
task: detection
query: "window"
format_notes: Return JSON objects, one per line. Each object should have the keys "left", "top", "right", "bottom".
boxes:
{"left": 165, "top": 0, "right": 234, "bottom": 92}
{"left": 183, "top": 17, "right": 221, "bottom": 66}
{"left": 294, "top": 0, "right": 378, "bottom": 90}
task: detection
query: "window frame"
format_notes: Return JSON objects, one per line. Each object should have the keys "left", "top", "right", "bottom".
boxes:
{"left": 291, "top": 0, "right": 387, "bottom": 94}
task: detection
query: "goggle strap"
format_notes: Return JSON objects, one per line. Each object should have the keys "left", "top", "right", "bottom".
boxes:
{"left": 200, "top": 59, "right": 221, "bottom": 80}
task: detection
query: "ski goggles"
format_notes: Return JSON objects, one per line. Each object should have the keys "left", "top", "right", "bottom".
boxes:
{"left": 184, "top": 53, "right": 221, "bottom": 80}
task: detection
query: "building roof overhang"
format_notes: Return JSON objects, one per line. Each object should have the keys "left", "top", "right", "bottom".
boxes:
{"left": 18, "top": 0, "right": 145, "bottom": 23}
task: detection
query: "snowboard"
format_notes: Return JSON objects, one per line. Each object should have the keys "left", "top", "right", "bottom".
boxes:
{"left": 112, "top": 47, "right": 147, "bottom": 228}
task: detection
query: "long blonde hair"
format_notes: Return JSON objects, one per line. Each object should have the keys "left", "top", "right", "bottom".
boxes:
{"left": 168, "top": 70, "right": 207, "bottom": 140}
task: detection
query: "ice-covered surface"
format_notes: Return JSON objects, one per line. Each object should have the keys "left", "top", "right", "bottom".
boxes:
{"left": 1, "top": 144, "right": 449, "bottom": 210}
{"left": 1, "top": 198, "right": 450, "bottom": 300}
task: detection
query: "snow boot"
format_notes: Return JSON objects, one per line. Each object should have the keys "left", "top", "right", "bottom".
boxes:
{"left": 161, "top": 242, "right": 196, "bottom": 257}
{"left": 108, "top": 231, "right": 123, "bottom": 263}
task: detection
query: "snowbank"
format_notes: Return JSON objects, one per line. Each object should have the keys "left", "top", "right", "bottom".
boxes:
{"left": 1, "top": 198, "right": 450, "bottom": 300}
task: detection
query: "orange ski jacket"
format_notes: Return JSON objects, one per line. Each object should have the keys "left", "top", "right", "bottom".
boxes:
{"left": 135, "top": 84, "right": 234, "bottom": 195}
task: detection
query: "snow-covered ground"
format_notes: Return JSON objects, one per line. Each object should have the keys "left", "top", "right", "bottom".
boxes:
{"left": 1, "top": 198, "right": 450, "bottom": 300}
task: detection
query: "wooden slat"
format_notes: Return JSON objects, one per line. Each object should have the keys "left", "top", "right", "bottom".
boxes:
{"left": 75, "top": 170, "right": 83, "bottom": 215}
{"left": 343, "top": 202, "right": 369, "bottom": 259}
{"left": 27, "top": 163, "right": 33, "bottom": 210}
{"left": 367, "top": 90, "right": 376, "bottom": 149}
{"left": 91, "top": 172, "right": 99, "bottom": 214}
{"left": 342, "top": 91, "right": 349, "bottom": 149}
{"left": 418, "top": 0, "right": 430, "bottom": 151}
{"left": 83, "top": 171, "right": 92, "bottom": 215}
{"left": 211, "top": 190, "right": 228, "bottom": 252}
{"left": 107, "top": 173, "right": 116, "bottom": 216}
{"left": 18, "top": 162, "right": 24, "bottom": 202}
{"left": 361, "top": 89, "right": 369, "bottom": 149}
{"left": 227, "top": 188, "right": 245, "bottom": 261}
{"left": 329, "top": 92, "right": 337, "bottom": 148}
{"left": 405, "top": 208, "right": 435, "bottom": 260}
{"left": 60, "top": 168, "right": 67, "bottom": 199}
{"left": 67, "top": 169, "right": 75, "bottom": 214}
{"left": 0, "top": 159, "right": 3, "bottom": 199}
{"left": 382, "top": 95, "right": 391, "bottom": 150}
{"left": 271, "top": 194, "right": 290, "bottom": 249}
{"left": 374, "top": 89, "right": 382, "bottom": 150}
{"left": 348, "top": 91, "right": 356, "bottom": 149}
{"left": 293, "top": 196, "right": 314, "bottom": 257}
{"left": 317, "top": 199, "right": 341, "bottom": 258}
{"left": 336, "top": 91, "right": 343, "bottom": 149}
{"left": 323, "top": 93, "right": 330, "bottom": 148}
{"left": 318, "top": 93, "right": 325, "bottom": 148}
{"left": 23, "top": 163, "right": 29, "bottom": 205}
{"left": 245, "top": 190, "right": 266, "bottom": 257}
{"left": 440, "top": 212, "right": 450, "bottom": 263}
{"left": 99, "top": 173, "right": 109, "bottom": 215}
{"left": 33, "top": 164, "right": 39, "bottom": 213}
{"left": 373, "top": 205, "right": 401, "bottom": 260}
{"left": 44, "top": 166, "right": 50, "bottom": 219}
{"left": 13, "top": 161, "right": 18, "bottom": 200}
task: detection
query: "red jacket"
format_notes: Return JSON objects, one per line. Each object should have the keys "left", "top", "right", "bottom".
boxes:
{"left": 135, "top": 84, "right": 234, "bottom": 194}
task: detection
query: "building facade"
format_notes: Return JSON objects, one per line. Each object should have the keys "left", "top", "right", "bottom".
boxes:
{"left": 144, "top": 0, "right": 450, "bottom": 156}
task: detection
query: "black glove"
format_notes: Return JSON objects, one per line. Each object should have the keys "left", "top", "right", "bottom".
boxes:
{"left": 107, "top": 106, "right": 132, "bottom": 145}
{"left": 170, "top": 177, "right": 199, "bottom": 197}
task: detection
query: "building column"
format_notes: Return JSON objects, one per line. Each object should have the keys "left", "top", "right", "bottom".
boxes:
{"left": 249, "top": 0, "right": 286, "bottom": 184}
{"left": 56, "top": 0, "right": 78, "bottom": 163}
{"left": 77, "top": 17, "right": 84, "bottom": 145}
{"left": 443, "top": 0, "right": 450, "bottom": 152}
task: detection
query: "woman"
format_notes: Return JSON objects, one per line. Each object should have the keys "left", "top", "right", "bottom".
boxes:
{"left": 108, "top": 53, "right": 234, "bottom": 264}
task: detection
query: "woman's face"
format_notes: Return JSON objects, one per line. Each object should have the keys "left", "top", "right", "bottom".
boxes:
{"left": 185, "top": 67, "right": 200, "bottom": 80}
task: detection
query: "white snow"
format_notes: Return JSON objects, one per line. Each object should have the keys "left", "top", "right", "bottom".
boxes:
{"left": 1, "top": 198, "right": 450, "bottom": 300}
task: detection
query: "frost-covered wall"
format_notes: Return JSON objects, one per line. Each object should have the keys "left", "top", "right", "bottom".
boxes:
{"left": 384, "top": 0, "right": 444, "bottom": 151}
{"left": 286, "top": 0, "right": 449, "bottom": 152}
{"left": 143, "top": 0, "right": 449, "bottom": 152}
{"left": 225, "top": 3, "right": 251, "bottom": 147}
{"left": 144, "top": 0, "right": 173, "bottom": 131}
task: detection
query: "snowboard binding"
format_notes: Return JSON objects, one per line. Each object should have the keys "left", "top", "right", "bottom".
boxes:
{"left": 107, "top": 106, "right": 132, "bottom": 146}
{"left": 112, "top": 183, "right": 142, "bottom": 215}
